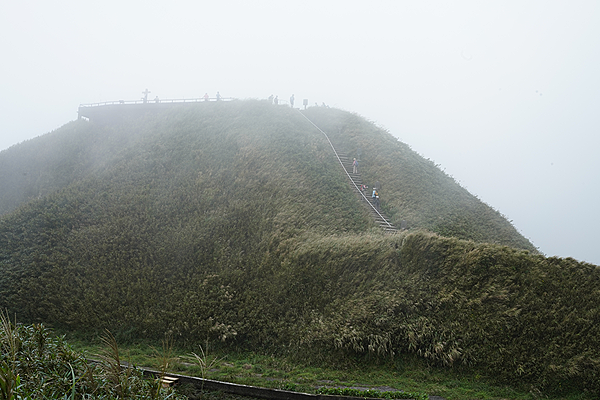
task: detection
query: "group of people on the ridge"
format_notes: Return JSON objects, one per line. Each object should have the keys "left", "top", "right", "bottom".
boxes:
{"left": 203, "top": 92, "right": 222, "bottom": 101}
{"left": 268, "top": 94, "right": 295, "bottom": 107}
{"left": 266, "top": 94, "right": 329, "bottom": 109}
{"left": 139, "top": 89, "right": 230, "bottom": 104}
{"left": 142, "top": 90, "right": 224, "bottom": 103}
{"left": 266, "top": 94, "right": 331, "bottom": 109}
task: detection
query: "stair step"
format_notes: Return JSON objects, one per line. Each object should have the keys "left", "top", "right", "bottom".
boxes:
{"left": 328, "top": 145, "right": 399, "bottom": 233}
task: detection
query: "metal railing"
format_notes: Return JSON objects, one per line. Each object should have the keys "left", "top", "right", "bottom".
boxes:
{"left": 78, "top": 97, "right": 235, "bottom": 108}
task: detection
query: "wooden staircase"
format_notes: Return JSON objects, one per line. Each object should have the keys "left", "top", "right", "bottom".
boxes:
{"left": 336, "top": 151, "right": 398, "bottom": 233}
{"left": 298, "top": 110, "right": 399, "bottom": 233}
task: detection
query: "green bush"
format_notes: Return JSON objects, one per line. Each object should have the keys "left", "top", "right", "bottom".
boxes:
{"left": 0, "top": 311, "right": 185, "bottom": 399}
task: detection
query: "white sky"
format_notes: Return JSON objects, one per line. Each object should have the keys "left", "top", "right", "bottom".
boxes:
{"left": 1, "top": 1, "right": 599, "bottom": 265}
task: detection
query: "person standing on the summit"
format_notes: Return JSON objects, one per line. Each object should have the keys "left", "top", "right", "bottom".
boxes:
{"left": 274, "top": 96, "right": 279, "bottom": 105}
{"left": 290, "top": 94, "right": 295, "bottom": 108}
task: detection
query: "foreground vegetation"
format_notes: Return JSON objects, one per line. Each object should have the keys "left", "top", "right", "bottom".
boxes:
{"left": 63, "top": 332, "right": 594, "bottom": 400}
{"left": 0, "top": 311, "right": 185, "bottom": 399}
{"left": 2, "top": 315, "right": 588, "bottom": 400}
{"left": 0, "top": 101, "right": 598, "bottom": 397}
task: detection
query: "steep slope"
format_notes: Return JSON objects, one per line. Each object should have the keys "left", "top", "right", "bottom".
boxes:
{"left": 0, "top": 100, "right": 375, "bottom": 327}
{"left": 0, "top": 120, "right": 101, "bottom": 215}
{"left": 6, "top": 100, "right": 599, "bottom": 394}
{"left": 301, "top": 107, "right": 536, "bottom": 251}
{"left": 1, "top": 102, "right": 535, "bottom": 249}
{"left": 0, "top": 101, "right": 537, "bottom": 334}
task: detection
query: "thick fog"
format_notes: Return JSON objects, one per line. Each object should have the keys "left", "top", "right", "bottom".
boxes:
{"left": 1, "top": 1, "right": 599, "bottom": 265}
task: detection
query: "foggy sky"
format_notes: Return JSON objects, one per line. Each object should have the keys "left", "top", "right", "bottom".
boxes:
{"left": 1, "top": 1, "right": 599, "bottom": 265}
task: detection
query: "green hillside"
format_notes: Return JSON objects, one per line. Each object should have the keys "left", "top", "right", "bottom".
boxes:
{"left": 1, "top": 100, "right": 598, "bottom": 395}
{"left": 302, "top": 107, "right": 535, "bottom": 250}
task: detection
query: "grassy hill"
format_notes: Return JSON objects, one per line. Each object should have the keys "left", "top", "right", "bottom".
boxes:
{"left": 1, "top": 100, "right": 598, "bottom": 395}
{"left": 302, "top": 107, "right": 535, "bottom": 250}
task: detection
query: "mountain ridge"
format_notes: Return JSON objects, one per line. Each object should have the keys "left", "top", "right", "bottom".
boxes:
{"left": 4, "top": 100, "right": 599, "bottom": 394}
{"left": 1, "top": 100, "right": 535, "bottom": 249}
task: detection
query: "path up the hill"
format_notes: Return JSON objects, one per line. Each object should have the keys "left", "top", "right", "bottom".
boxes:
{"left": 335, "top": 150, "right": 398, "bottom": 233}
{"left": 298, "top": 110, "right": 398, "bottom": 233}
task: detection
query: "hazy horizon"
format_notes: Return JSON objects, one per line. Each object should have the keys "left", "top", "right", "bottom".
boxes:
{"left": 2, "top": 1, "right": 599, "bottom": 265}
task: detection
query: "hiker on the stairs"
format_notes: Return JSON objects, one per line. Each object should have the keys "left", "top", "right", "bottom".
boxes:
{"left": 298, "top": 112, "right": 397, "bottom": 233}
{"left": 371, "top": 188, "right": 380, "bottom": 209}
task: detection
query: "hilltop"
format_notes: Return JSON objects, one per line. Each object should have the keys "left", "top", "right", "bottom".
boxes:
{"left": 0, "top": 100, "right": 534, "bottom": 249}
{"left": 1, "top": 100, "right": 599, "bottom": 395}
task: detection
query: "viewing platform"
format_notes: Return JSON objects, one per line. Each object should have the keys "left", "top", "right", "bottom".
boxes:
{"left": 78, "top": 96, "right": 235, "bottom": 122}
